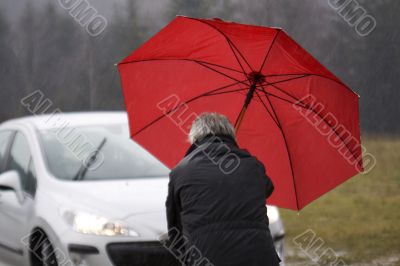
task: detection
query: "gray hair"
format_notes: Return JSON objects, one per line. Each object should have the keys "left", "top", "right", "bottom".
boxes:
{"left": 188, "top": 113, "right": 236, "bottom": 144}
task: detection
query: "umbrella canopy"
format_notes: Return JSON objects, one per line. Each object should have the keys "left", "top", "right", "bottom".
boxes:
{"left": 118, "top": 16, "right": 363, "bottom": 210}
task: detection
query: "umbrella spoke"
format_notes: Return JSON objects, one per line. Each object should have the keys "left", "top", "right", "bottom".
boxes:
{"left": 204, "top": 87, "right": 249, "bottom": 96}
{"left": 254, "top": 90, "right": 280, "bottom": 128}
{"left": 265, "top": 73, "right": 310, "bottom": 77}
{"left": 262, "top": 72, "right": 356, "bottom": 96}
{"left": 188, "top": 18, "right": 254, "bottom": 77}
{"left": 194, "top": 60, "right": 245, "bottom": 74}
{"left": 195, "top": 61, "right": 250, "bottom": 86}
{"left": 255, "top": 74, "right": 313, "bottom": 105}
{"left": 232, "top": 69, "right": 307, "bottom": 132}
{"left": 247, "top": 74, "right": 311, "bottom": 106}
{"left": 261, "top": 82, "right": 360, "bottom": 164}
{"left": 132, "top": 80, "right": 248, "bottom": 136}
{"left": 264, "top": 74, "right": 310, "bottom": 87}
{"left": 119, "top": 58, "right": 244, "bottom": 75}
{"left": 227, "top": 39, "right": 253, "bottom": 78}
{"left": 120, "top": 57, "right": 250, "bottom": 86}
{"left": 241, "top": 74, "right": 310, "bottom": 93}
{"left": 256, "top": 88, "right": 306, "bottom": 109}
{"left": 258, "top": 29, "right": 281, "bottom": 73}
{"left": 259, "top": 83, "right": 300, "bottom": 210}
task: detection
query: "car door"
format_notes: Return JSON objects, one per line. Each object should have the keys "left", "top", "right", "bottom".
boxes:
{"left": 0, "top": 129, "right": 20, "bottom": 264}
{"left": 0, "top": 131, "right": 37, "bottom": 265}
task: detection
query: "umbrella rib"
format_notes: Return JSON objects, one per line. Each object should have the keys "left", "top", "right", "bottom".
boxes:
{"left": 204, "top": 87, "right": 249, "bottom": 96}
{"left": 131, "top": 80, "right": 248, "bottom": 136}
{"left": 264, "top": 72, "right": 357, "bottom": 96}
{"left": 258, "top": 29, "right": 281, "bottom": 73}
{"left": 259, "top": 84, "right": 300, "bottom": 210}
{"left": 188, "top": 18, "right": 254, "bottom": 75}
{"left": 231, "top": 69, "right": 309, "bottom": 133}
{"left": 242, "top": 74, "right": 310, "bottom": 95}
{"left": 196, "top": 60, "right": 245, "bottom": 74}
{"left": 195, "top": 61, "right": 250, "bottom": 86}
{"left": 119, "top": 58, "right": 244, "bottom": 74}
{"left": 256, "top": 88, "right": 306, "bottom": 108}
{"left": 262, "top": 81, "right": 361, "bottom": 165}
{"left": 265, "top": 73, "right": 310, "bottom": 77}
{"left": 303, "top": 74, "right": 357, "bottom": 96}
{"left": 226, "top": 40, "right": 252, "bottom": 78}
{"left": 269, "top": 73, "right": 343, "bottom": 86}
{"left": 264, "top": 74, "right": 310, "bottom": 86}
{"left": 254, "top": 90, "right": 280, "bottom": 127}
{"left": 119, "top": 58, "right": 249, "bottom": 86}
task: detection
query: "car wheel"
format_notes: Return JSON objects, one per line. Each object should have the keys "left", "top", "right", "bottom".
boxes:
{"left": 30, "top": 231, "right": 59, "bottom": 266}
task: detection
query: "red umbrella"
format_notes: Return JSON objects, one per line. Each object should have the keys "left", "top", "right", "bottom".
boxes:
{"left": 118, "top": 16, "right": 363, "bottom": 210}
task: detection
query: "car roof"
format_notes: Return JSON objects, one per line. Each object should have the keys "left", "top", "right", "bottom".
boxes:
{"left": 0, "top": 111, "right": 128, "bottom": 130}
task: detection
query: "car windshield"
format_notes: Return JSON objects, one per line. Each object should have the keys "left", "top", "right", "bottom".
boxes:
{"left": 39, "top": 124, "right": 169, "bottom": 181}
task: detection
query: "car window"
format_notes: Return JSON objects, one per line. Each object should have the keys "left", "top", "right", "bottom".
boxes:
{"left": 0, "top": 130, "right": 13, "bottom": 173}
{"left": 39, "top": 124, "right": 169, "bottom": 181}
{"left": 5, "top": 132, "right": 37, "bottom": 196}
{"left": 27, "top": 157, "right": 37, "bottom": 197}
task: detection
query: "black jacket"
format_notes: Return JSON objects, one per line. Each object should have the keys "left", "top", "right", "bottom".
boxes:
{"left": 166, "top": 134, "right": 281, "bottom": 266}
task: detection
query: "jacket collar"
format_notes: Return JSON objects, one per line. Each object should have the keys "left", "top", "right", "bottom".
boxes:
{"left": 184, "top": 134, "right": 238, "bottom": 157}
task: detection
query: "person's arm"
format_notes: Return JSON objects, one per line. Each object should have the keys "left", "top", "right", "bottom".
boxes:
{"left": 258, "top": 162, "right": 275, "bottom": 198}
{"left": 265, "top": 173, "right": 275, "bottom": 199}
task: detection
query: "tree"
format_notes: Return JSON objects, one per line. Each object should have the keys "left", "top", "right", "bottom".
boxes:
{"left": 17, "top": 0, "right": 37, "bottom": 96}
{"left": 0, "top": 4, "right": 26, "bottom": 120}
{"left": 90, "top": 0, "right": 147, "bottom": 110}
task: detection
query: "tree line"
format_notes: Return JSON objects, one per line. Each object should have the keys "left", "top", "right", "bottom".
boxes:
{"left": 0, "top": 0, "right": 398, "bottom": 134}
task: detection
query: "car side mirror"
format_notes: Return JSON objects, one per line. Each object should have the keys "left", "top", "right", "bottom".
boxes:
{"left": 0, "top": 170, "right": 24, "bottom": 202}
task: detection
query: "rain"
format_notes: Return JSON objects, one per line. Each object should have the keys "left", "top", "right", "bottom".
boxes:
{"left": 0, "top": 0, "right": 399, "bottom": 265}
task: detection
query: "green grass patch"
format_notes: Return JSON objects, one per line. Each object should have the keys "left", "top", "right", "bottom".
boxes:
{"left": 280, "top": 137, "right": 400, "bottom": 265}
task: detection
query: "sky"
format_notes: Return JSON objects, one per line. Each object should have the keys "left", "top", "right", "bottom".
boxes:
{"left": 2, "top": 0, "right": 170, "bottom": 28}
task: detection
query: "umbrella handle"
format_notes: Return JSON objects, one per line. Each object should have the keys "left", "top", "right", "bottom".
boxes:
{"left": 235, "top": 105, "right": 247, "bottom": 133}
{"left": 234, "top": 83, "right": 256, "bottom": 133}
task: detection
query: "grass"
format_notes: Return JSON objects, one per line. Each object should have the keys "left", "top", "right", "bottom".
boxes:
{"left": 280, "top": 136, "right": 400, "bottom": 265}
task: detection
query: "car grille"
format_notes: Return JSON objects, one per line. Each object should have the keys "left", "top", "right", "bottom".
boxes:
{"left": 106, "top": 242, "right": 180, "bottom": 266}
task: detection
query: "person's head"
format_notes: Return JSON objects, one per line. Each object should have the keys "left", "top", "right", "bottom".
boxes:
{"left": 188, "top": 112, "right": 236, "bottom": 144}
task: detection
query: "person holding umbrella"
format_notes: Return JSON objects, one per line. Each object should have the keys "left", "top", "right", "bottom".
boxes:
{"left": 118, "top": 15, "right": 363, "bottom": 264}
{"left": 166, "top": 112, "right": 281, "bottom": 266}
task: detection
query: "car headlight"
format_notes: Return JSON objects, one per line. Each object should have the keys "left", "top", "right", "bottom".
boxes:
{"left": 62, "top": 210, "right": 139, "bottom": 237}
{"left": 267, "top": 206, "right": 280, "bottom": 224}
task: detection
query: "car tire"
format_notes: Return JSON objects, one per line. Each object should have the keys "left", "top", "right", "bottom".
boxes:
{"left": 30, "top": 230, "right": 59, "bottom": 266}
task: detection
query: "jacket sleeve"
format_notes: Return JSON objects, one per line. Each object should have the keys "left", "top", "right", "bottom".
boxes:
{"left": 165, "top": 171, "right": 182, "bottom": 239}
{"left": 258, "top": 162, "right": 275, "bottom": 199}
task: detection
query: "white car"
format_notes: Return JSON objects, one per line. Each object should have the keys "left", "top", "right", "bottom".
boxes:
{"left": 0, "top": 112, "right": 284, "bottom": 266}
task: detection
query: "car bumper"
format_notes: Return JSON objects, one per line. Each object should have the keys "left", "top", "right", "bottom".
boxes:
{"left": 106, "top": 242, "right": 179, "bottom": 266}
{"left": 65, "top": 242, "right": 179, "bottom": 266}
{"left": 58, "top": 223, "right": 285, "bottom": 266}
{"left": 57, "top": 230, "right": 178, "bottom": 266}
{"left": 65, "top": 240, "right": 284, "bottom": 266}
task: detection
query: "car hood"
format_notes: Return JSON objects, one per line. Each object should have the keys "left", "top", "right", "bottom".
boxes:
{"left": 45, "top": 177, "right": 170, "bottom": 222}
{"left": 41, "top": 176, "right": 282, "bottom": 239}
